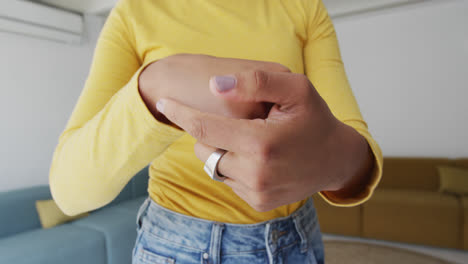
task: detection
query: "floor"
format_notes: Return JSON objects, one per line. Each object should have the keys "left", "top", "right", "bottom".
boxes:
{"left": 323, "top": 234, "right": 468, "bottom": 264}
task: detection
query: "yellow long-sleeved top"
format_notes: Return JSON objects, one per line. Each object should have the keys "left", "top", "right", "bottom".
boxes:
{"left": 50, "top": 0, "right": 383, "bottom": 223}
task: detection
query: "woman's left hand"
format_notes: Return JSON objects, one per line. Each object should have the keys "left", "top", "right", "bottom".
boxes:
{"left": 157, "top": 69, "right": 374, "bottom": 212}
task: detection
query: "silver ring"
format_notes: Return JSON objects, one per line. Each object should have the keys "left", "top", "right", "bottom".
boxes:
{"left": 204, "top": 149, "right": 227, "bottom": 182}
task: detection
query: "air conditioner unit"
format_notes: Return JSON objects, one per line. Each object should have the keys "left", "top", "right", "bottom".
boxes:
{"left": 0, "top": 1, "right": 83, "bottom": 44}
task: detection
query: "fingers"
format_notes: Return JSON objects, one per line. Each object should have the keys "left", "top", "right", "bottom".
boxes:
{"left": 195, "top": 142, "right": 288, "bottom": 212}
{"left": 157, "top": 98, "right": 262, "bottom": 154}
{"left": 194, "top": 142, "right": 252, "bottom": 189}
{"left": 194, "top": 142, "right": 238, "bottom": 179}
{"left": 224, "top": 177, "right": 283, "bottom": 213}
{"left": 209, "top": 70, "right": 311, "bottom": 110}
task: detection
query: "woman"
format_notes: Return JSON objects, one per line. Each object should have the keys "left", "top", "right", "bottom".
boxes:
{"left": 50, "top": 0, "right": 383, "bottom": 263}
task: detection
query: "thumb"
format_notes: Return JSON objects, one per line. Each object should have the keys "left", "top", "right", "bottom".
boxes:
{"left": 209, "top": 70, "right": 311, "bottom": 109}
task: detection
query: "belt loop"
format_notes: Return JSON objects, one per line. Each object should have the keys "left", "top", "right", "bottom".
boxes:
{"left": 136, "top": 197, "right": 151, "bottom": 231}
{"left": 208, "top": 223, "right": 225, "bottom": 264}
{"left": 292, "top": 215, "right": 308, "bottom": 253}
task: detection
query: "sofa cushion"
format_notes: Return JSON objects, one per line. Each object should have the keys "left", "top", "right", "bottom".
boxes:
{"left": 112, "top": 196, "right": 147, "bottom": 216}
{"left": 362, "top": 189, "right": 461, "bottom": 249}
{"left": 0, "top": 224, "right": 106, "bottom": 264}
{"left": 132, "top": 166, "right": 149, "bottom": 198}
{"left": 72, "top": 200, "right": 143, "bottom": 264}
{"left": 438, "top": 166, "right": 468, "bottom": 195}
{"left": 0, "top": 186, "right": 51, "bottom": 238}
{"left": 454, "top": 159, "right": 468, "bottom": 169}
{"left": 462, "top": 196, "right": 468, "bottom": 250}
{"left": 312, "top": 194, "right": 361, "bottom": 237}
{"left": 379, "top": 158, "right": 452, "bottom": 191}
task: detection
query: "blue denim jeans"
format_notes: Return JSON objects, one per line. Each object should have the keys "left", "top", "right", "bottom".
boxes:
{"left": 132, "top": 197, "right": 324, "bottom": 264}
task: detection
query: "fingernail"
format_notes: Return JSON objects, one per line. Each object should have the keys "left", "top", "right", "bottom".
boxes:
{"left": 156, "top": 99, "right": 165, "bottom": 113}
{"left": 214, "top": 75, "right": 236, "bottom": 92}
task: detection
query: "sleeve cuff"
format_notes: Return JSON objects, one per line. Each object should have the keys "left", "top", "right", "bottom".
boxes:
{"left": 318, "top": 121, "right": 383, "bottom": 207}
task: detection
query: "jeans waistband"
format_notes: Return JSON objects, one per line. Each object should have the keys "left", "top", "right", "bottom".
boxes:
{"left": 136, "top": 196, "right": 319, "bottom": 255}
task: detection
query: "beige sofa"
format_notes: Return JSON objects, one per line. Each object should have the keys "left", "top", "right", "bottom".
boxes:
{"left": 312, "top": 157, "right": 468, "bottom": 250}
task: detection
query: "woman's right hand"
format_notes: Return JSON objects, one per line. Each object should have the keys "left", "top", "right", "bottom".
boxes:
{"left": 138, "top": 54, "right": 290, "bottom": 126}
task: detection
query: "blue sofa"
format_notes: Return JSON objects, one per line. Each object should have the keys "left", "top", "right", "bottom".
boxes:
{"left": 0, "top": 167, "right": 149, "bottom": 264}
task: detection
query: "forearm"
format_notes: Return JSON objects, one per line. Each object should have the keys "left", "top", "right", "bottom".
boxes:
{"left": 50, "top": 72, "right": 184, "bottom": 216}
{"left": 139, "top": 61, "right": 180, "bottom": 128}
{"left": 138, "top": 54, "right": 274, "bottom": 123}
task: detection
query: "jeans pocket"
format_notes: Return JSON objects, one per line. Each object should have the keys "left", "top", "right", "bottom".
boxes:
{"left": 135, "top": 247, "right": 176, "bottom": 264}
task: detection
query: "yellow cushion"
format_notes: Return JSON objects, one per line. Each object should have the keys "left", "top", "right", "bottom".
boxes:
{"left": 35, "top": 199, "right": 89, "bottom": 229}
{"left": 438, "top": 166, "right": 468, "bottom": 195}
{"left": 380, "top": 157, "right": 453, "bottom": 191}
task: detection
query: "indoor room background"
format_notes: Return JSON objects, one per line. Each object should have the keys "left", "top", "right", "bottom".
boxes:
{"left": 1, "top": 0, "right": 466, "bottom": 192}
{"left": 0, "top": 0, "right": 467, "bottom": 263}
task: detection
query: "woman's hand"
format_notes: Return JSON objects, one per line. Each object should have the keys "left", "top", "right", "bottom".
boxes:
{"left": 156, "top": 70, "right": 374, "bottom": 212}
{"left": 138, "top": 54, "right": 290, "bottom": 125}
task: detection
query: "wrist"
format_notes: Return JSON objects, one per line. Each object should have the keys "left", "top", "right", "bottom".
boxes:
{"left": 324, "top": 121, "right": 375, "bottom": 197}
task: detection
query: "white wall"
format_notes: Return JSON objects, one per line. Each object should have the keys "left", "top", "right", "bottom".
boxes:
{"left": 0, "top": 1, "right": 467, "bottom": 192}
{"left": 0, "top": 15, "right": 104, "bottom": 192}
{"left": 332, "top": 0, "right": 468, "bottom": 158}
